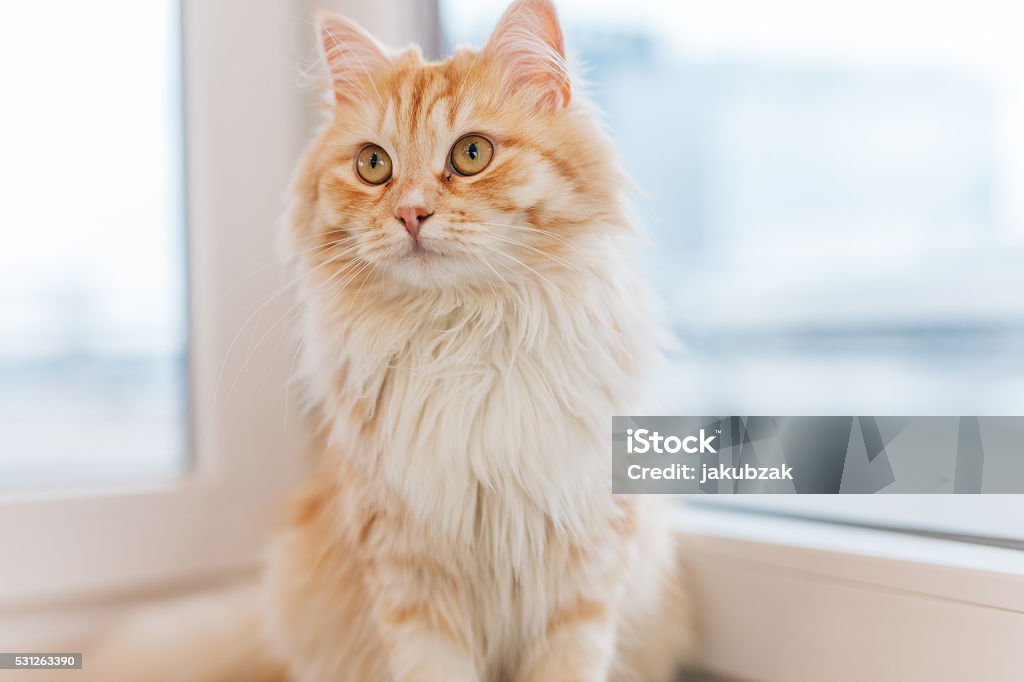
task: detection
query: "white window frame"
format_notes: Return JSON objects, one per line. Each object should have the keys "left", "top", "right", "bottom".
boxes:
{"left": 693, "top": 495, "right": 1024, "bottom": 545}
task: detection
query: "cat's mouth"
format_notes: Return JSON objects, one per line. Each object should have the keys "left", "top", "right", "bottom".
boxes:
{"left": 403, "top": 241, "right": 446, "bottom": 261}
{"left": 386, "top": 236, "right": 479, "bottom": 288}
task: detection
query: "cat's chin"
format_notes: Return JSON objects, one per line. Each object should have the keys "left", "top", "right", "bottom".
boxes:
{"left": 385, "top": 248, "right": 479, "bottom": 290}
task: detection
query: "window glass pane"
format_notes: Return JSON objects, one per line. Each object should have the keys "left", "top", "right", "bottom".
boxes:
{"left": 442, "top": 0, "right": 1024, "bottom": 416}
{"left": 440, "top": 0, "right": 1024, "bottom": 540}
{"left": 0, "top": 1, "right": 187, "bottom": 489}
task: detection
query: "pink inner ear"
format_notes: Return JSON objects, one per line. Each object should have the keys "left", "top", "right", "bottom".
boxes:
{"left": 484, "top": 0, "right": 571, "bottom": 108}
{"left": 316, "top": 12, "right": 390, "bottom": 102}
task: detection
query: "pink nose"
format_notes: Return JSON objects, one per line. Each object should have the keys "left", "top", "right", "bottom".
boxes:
{"left": 395, "top": 205, "right": 433, "bottom": 241}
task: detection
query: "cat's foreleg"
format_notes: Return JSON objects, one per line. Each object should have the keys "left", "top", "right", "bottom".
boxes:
{"left": 515, "top": 596, "right": 619, "bottom": 682}
{"left": 366, "top": 552, "right": 481, "bottom": 682}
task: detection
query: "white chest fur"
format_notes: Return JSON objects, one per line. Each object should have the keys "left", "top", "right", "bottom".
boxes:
{"left": 296, "top": 238, "right": 657, "bottom": 548}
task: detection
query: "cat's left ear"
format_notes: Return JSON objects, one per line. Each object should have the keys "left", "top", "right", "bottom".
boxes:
{"left": 484, "top": 0, "right": 570, "bottom": 110}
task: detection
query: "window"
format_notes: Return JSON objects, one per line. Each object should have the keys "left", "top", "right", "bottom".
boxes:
{"left": 0, "top": 1, "right": 186, "bottom": 490}
{"left": 442, "top": 0, "right": 1024, "bottom": 416}
{"left": 440, "top": 0, "right": 1024, "bottom": 544}
{"left": 0, "top": 0, "right": 313, "bottom": 611}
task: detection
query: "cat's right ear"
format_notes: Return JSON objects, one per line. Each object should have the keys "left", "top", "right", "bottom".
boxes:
{"left": 316, "top": 12, "right": 390, "bottom": 104}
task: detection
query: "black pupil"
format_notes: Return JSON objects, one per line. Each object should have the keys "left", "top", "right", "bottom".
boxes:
{"left": 467, "top": 142, "right": 478, "bottom": 160}
{"left": 369, "top": 151, "right": 379, "bottom": 169}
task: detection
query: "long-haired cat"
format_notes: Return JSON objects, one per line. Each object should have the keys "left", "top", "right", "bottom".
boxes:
{"left": 76, "top": 1, "right": 696, "bottom": 680}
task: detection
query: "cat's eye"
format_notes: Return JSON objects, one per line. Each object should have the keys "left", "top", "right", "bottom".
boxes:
{"left": 449, "top": 134, "right": 494, "bottom": 176}
{"left": 355, "top": 144, "right": 392, "bottom": 185}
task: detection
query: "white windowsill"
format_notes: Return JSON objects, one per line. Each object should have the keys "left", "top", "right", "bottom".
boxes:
{"left": 685, "top": 503, "right": 1024, "bottom": 578}
{"left": 683, "top": 504, "right": 1024, "bottom": 682}
{"left": 3, "top": 505, "right": 1022, "bottom": 682}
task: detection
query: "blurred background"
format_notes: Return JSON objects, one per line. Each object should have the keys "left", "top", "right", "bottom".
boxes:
{"left": 3, "top": 0, "right": 1023, "bottom": 489}
{"left": 444, "top": 0, "right": 1024, "bottom": 419}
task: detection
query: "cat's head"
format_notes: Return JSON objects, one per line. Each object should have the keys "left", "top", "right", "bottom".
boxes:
{"left": 291, "top": 0, "right": 626, "bottom": 293}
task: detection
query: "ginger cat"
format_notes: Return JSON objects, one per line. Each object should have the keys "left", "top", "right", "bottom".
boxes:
{"left": 264, "top": 2, "right": 695, "bottom": 679}
{"left": 76, "top": 2, "right": 696, "bottom": 681}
